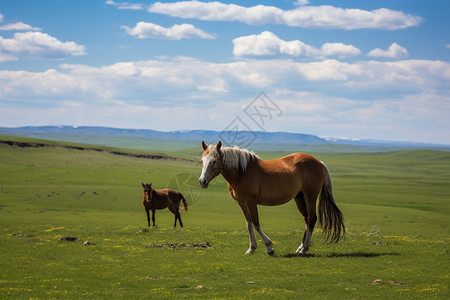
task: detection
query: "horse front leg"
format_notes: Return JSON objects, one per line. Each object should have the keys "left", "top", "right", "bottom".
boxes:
{"left": 242, "top": 201, "right": 274, "bottom": 255}
{"left": 249, "top": 203, "right": 274, "bottom": 255}
{"left": 238, "top": 202, "right": 257, "bottom": 254}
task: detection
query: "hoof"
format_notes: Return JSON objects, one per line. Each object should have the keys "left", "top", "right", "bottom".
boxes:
{"left": 296, "top": 244, "right": 308, "bottom": 255}
{"left": 296, "top": 248, "right": 308, "bottom": 256}
{"left": 245, "top": 248, "right": 255, "bottom": 255}
{"left": 266, "top": 244, "right": 274, "bottom": 256}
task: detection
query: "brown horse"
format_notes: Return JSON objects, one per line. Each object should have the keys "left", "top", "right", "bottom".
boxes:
{"left": 141, "top": 183, "right": 187, "bottom": 228}
{"left": 198, "top": 141, "right": 345, "bottom": 255}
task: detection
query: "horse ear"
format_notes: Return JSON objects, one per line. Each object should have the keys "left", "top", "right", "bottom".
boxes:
{"left": 217, "top": 141, "right": 222, "bottom": 151}
{"left": 202, "top": 141, "right": 208, "bottom": 150}
{"left": 141, "top": 182, "right": 145, "bottom": 188}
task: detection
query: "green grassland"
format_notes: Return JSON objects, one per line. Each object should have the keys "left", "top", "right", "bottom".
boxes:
{"left": 0, "top": 136, "right": 449, "bottom": 299}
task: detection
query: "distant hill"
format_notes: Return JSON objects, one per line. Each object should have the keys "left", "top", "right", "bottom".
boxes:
{"left": 0, "top": 125, "right": 448, "bottom": 152}
{"left": 0, "top": 126, "right": 326, "bottom": 144}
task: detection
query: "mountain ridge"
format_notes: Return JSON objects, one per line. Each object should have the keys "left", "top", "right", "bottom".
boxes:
{"left": 0, "top": 125, "right": 448, "bottom": 150}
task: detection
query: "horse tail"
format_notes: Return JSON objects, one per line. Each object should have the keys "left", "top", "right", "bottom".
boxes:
{"left": 318, "top": 163, "right": 345, "bottom": 243}
{"left": 180, "top": 193, "right": 188, "bottom": 213}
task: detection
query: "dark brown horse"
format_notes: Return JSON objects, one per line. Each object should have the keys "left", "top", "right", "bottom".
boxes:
{"left": 198, "top": 141, "right": 345, "bottom": 255}
{"left": 141, "top": 183, "right": 187, "bottom": 228}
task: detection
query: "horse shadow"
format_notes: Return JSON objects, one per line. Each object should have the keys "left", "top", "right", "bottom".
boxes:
{"left": 280, "top": 251, "right": 400, "bottom": 258}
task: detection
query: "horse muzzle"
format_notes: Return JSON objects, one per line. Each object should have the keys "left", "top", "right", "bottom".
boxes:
{"left": 198, "top": 177, "right": 209, "bottom": 188}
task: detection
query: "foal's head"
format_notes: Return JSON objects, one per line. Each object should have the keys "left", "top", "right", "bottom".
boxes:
{"left": 141, "top": 182, "right": 153, "bottom": 202}
{"left": 198, "top": 141, "right": 223, "bottom": 188}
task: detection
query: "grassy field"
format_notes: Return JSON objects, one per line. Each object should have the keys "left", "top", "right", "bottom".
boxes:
{"left": 0, "top": 137, "right": 449, "bottom": 299}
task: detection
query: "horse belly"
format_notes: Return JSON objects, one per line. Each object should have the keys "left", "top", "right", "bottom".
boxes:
{"left": 153, "top": 197, "right": 170, "bottom": 210}
{"left": 154, "top": 203, "right": 168, "bottom": 210}
{"left": 257, "top": 173, "right": 301, "bottom": 205}
{"left": 256, "top": 179, "right": 300, "bottom": 206}
{"left": 257, "top": 196, "right": 292, "bottom": 206}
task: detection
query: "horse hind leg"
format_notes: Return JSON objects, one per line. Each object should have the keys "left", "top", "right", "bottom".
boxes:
{"left": 294, "top": 191, "right": 309, "bottom": 254}
{"left": 296, "top": 191, "right": 319, "bottom": 255}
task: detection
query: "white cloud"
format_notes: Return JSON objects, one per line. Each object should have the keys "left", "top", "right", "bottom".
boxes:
{"left": 151, "top": 1, "right": 282, "bottom": 26}
{"left": 367, "top": 43, "right": 409, "bottom": 58}
{"left": 122, "top": 22, "right": 216, "bottom": 40}
{"left": 148, "top": 1, "right": 422, "bottom": 30}
{"left": 445, "top": 44, "right": 450, "bottom": 49}
{"left": 0, "top": 22, "right": 41, "bottom": 31}
{"left": 271, "top": 89, "right": 450, "bottom": 143}
{"left": 233, "top": 31, "right": 318, "bottom": 57}
{"left": 105, "top": 0, "right": 144, "bottom": 10}
{"left": 0, "top": 31, "right": 87, "bottom": 60}
{"left": 320, "top": 42, "right": 361, "bottom": 58}
{"left": 0, "top": 57, "right": 448, "bottom": 101}
{"left": 233, "top": 31, "right": 360, "bottom": 58}
{"left": 0, "top": 12, "right": 41, "bottom": 31}
{"left": 0, "top": 57, "right": 449, "bottom": 143}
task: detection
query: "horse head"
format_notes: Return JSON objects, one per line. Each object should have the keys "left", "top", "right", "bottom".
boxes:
{"left": 198, "top": 141, "right": 223, "bottom": 188}
{"left": 142, "top": 182, "right": 153, "bottom": 202}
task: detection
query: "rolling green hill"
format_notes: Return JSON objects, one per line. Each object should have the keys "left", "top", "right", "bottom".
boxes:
{"left": 0, "top": 135, "right": 448, "bottom": 298}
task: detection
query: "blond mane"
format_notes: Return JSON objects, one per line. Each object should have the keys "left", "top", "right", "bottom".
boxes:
{"left": 213, "top": 145, "right": 260, "bottom": 172}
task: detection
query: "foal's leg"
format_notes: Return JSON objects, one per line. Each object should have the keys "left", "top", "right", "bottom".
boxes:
{"left": 294, "top": 192, "right": 308, "bottom": 253}
{"left": 170, "top": 206, "right": 177, "bottom": 227}
{"left": 168, "top": 204, "right": 183, "bottom": 228}
{"left": 175, "top": 200, "right": 183, "bottom": 228}
{"left": 238, "top": 202, "right": 257, "bottom": 254}
{"left": 146, "top": 208, "right": 151, "bottom": 227}
{"left": 151, "top": 209, "right": 156, "bottom": 227}
{"left": 246, "top": 201, "right": 274, "bottom": 255}
{"left": 175, "top": 206, "right": 183, "bottom": 228}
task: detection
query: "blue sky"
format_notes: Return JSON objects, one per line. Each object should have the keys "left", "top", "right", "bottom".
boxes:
{"left": 0, "top": 0, "right": 449, "bottom": 144}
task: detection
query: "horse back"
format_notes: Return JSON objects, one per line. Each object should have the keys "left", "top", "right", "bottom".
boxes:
{"left": 154, "top": 189, "right": 183, "bottom": 208}
{"left": 277, "top": 153, "right": 326, "bottom": 187}
{"left": 258, "top": 153, "right": 324, "bottom": 177}
{"left": 246, "top": 153, "right": 326, "bottom": 204}
{"left": 161, "top": 189, "right": 183, "bottom": 199}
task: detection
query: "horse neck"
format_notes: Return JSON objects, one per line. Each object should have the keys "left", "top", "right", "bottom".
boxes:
{"left": 150, "top": 189, "right": 156, "bottom": 202}
{"left": 221, "top": 164, "right": 248, "bottom": 188}
{"left": 219, "top": 148, "right": 259, "bottom": 187}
